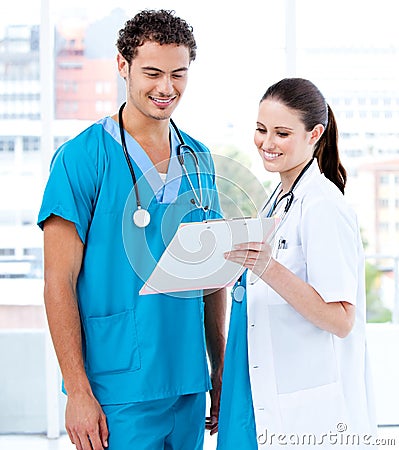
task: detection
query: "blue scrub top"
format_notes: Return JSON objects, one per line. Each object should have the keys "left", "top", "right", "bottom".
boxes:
{"left": 216, "top": 271, "right": 258, "bottom": 450}
{"left": 38, "top": 117, "right": 222, "bottom": 405}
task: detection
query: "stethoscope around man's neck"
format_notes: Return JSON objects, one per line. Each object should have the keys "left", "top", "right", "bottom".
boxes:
{"left": 231, "top": 158, "right": 314, "bottom": 303}
{"left": 118, "top": 102, "right": 208, "bottom": 228}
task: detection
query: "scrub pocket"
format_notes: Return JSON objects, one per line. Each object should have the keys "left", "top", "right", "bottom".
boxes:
{"left": 84, "top": 309, "right": 141, "bottom": 376}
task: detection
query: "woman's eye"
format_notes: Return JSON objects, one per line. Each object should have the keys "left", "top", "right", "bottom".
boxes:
{"left": 256, "top": 128, "right": 267, "bottom": 133}
{"left": 277, "top": 132, "right": 289, "bottom": 137}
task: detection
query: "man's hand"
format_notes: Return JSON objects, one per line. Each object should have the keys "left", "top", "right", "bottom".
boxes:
{"left": 65, "top": 391, "right": 109, "bottom": 450}
{"left": 206, "top": 369, "right": 223, "bottom": 435}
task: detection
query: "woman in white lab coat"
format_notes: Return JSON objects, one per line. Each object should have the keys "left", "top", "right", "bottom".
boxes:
{"left": 217, "top": 78, "right": 376, "bottom": 449}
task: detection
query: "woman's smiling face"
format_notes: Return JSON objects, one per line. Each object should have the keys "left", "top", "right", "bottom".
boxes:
{"left": 254, "top": 99, "right": 322, "bottom": 191}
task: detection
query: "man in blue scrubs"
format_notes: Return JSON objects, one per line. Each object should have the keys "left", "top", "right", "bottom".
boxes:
{"left": 38, "top": 10, "right": 226, "bottom": 450}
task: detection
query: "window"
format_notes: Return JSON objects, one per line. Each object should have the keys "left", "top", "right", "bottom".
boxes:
{"left": 62, "top": 101, "right": 78, "bottom": 113}
{"left": 0, "top": 138, "right": 15, "bottom": 152}
{"left": 95, "top": 82, "right": 111, "bottom": 95}
{"left": 379, "top": 199, "right": 389, "bottom": 208}
{"left": 62, "top": 80, "right": 78, "bottom": 92}
{"left": 23, "top": 136, "right": 40, "bottom": 152}
{"left": 0, "top": 248, "right": 15, "bottom": 256}
{"left": 54, "top": 136, "right": 69, "bottom": 149}
{"left": 379, "top": 222, "right": 389, "bottom": 232}
{"left": 23, "top": 248, "right": 41, "bottom": 257}
{"left": 96, "top": 100, "right": 112, "bottom": 113}
{"left": 380, "top": 175, "right": 389, "bottom": 185}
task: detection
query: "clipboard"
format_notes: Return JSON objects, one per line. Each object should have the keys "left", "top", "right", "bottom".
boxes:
{"left": 139, "top": 216, "right": 279, "bottom": 295}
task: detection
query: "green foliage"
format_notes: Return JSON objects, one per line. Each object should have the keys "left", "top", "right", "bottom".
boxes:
{"left": 365, "top": 261, "right": 392, "bottom": 323}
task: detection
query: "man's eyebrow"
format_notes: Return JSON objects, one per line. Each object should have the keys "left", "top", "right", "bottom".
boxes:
{"left": 141, "top": 66, "right": 189, "bottom": 73}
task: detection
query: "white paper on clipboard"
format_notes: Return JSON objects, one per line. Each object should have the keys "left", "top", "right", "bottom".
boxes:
{"left": 139, "top": 216, "right": 279, "bottom": 295}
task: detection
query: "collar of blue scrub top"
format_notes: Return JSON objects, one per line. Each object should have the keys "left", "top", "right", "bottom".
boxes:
{"left": 100, "top": 116, "right": 182, "bottom": 203}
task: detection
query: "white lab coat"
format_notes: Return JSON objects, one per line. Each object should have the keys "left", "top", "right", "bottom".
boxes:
{"left": 247, "top": 160, "right": 376, "bottom": 448}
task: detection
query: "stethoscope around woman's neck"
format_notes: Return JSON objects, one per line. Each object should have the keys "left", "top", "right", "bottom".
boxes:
{"left": 118, "top": 102, "right": 208, "bottom": 228}
{"left": 231, "top": 158, "right": 314, "bottom": 303}
{"left": 262, "top": 157, "right": 314, "bottom": 219}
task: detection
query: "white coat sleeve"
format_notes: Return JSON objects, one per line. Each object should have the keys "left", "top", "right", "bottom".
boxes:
{"left": 300, "top": 189, "right": 361, "bottom": 305}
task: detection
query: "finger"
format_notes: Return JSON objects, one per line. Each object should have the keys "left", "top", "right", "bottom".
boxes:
{"left": 88, "top": 432, "right": 104, "bottom": 450}
{"left": 210, "top": 424, "right": 219, "bottom": 435}
{"left": 72, "top": 433, "right": 84, "bottom": 450}
{"left": 66, "top": 429, "right": 75, "bottom": 445}
{"left": 224, "top": 250, "right": 259, "bottom": 263}
{"left": 78, "top": 432, "right": 98, "bottom": 450}
{"left": 99, "top": 414, "right": 109, "bottom": 448}
{"left": 206, "top": 415, "right": 219, "bottom": 435}
{"left": 234, "top": 242, "right": 264, "bottom": 251}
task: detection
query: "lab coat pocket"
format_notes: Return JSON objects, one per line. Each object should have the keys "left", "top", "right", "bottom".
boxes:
{"left": 278, "top": 382, "right": 348, "bottom": 434}
{"left": 85, "top": 309, "right": 141, "bottom": 376}
{"left": 269, "top": 304, "right": 338, "bottom": 394}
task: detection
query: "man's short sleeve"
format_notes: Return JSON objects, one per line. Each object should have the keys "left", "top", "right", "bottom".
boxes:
{"left": 37, "top": 137, "right": 98, "bottom": 244}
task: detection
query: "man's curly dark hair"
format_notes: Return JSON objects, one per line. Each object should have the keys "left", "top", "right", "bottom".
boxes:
{"left": 116, "top": 9, "right": 197, "bottom": 64}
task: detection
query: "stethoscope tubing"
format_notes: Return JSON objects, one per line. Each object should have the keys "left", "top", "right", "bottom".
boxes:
{"left": 232, "top": 158, "right": 314, "bottom": 302}
{"left": 118, "top": 102, "right": 208, "bottom": 226}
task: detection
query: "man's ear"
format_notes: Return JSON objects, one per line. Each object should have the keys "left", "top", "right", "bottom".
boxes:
{"left": 117, "top": 53, "right": 128, "bottom": 79}
{"left": 309, "top": 124, "right": 324, "bottom": 145}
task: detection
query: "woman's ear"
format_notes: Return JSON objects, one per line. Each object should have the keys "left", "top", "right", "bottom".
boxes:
{"left": 117, "top": 53, "right": 128, "bottom": 79}
{"left": 309, "top": 124, "right": 324, "bottom": 145}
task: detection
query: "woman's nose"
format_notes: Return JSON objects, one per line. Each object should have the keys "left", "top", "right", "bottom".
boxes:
{"left": 261, "top": 135, "right": 275, "bottom": 150}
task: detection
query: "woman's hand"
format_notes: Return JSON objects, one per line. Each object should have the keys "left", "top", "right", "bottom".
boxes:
{"left": 224, "top": 241, "right": 273, "bottom": 278}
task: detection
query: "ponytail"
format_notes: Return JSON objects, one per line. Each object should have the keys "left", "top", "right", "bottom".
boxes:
{"left": 313, "top": 104, "right": 347, "bottom": 194}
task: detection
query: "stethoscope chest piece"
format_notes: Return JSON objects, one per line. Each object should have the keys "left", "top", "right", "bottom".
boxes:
{"left": 232, "top": 284, "right": 246, "bottom": 303}
{"left": 133, "top": 207, "right": 151, "bottom": 228}
{"left": 118, "top": 102, "right": 208, "bottom": 228}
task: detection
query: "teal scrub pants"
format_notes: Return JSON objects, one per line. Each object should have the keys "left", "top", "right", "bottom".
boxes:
{"left": 102, "top": 392, "right": 206, "bottom": 449}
